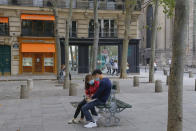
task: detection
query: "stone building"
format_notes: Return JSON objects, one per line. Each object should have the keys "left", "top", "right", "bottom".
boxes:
{"left": 0, "top": 0, "right": 142, "bottom": 76}
{"left": 138, "top": 0, "right": 196, "bottom": 67}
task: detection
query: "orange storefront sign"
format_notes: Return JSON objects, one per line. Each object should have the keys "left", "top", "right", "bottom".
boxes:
{"left": 0, "top": 17, "right": 8, "bottom": 23}
{"left": 21, "top": 43, "right": 55, "bottom": 53}
{"left": 21, "top": 14, "right": 55, "bottom": 21}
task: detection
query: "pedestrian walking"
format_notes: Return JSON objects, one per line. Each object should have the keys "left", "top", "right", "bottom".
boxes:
{"left": 112, "top": 60, "right": 118, "bottom": 75}
{"left": 106, "top": 62, "right": 112, "bottom": 74}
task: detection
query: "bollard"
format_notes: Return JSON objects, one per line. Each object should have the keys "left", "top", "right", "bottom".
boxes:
{"left": 163, "top": 69, "right": 168, "bottom": 76}
{"left": 155, "top": 80, "right": 162, "bottom": 93}
{"left": 189, "top": 71, "right": 193, "bottom": 78}
{"left": 27, "top": 79, "right": 33, "bottom": 90}
{"left": 133, "top": 76, "right": 139, "bottom": 87}
{"left": 20, "top": 85, "right": 29, "bottom": 99}
{"left": 166, "top": 75, "right": 170, "bottom": 85}
{"left": 69, "top": 82, "right": 77, "bottom": 96}
{"left": 112, "top": 80, "right": 120, "bottom": 93}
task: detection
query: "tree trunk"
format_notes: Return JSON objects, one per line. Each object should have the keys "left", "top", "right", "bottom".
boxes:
{"left": 52, "top": 0, "right": 61, "bottom": 76}
{"left": 90, "top": 46, "right": 93, "bottom": 72}
{"left": 193, "top": 1, "right": 196, "bottom": 66}
{"left": 120, "top": 0, "right": 136, "bottom": 78}
{"left": 167, "top": 1, "right": 187, "bottom": 131}
{"left": 149, "top": 0, "right": 159, "bottom": 83}
{"left": 70, "top": 46, "right": 74, "bottom": 70}
{"left": 92, "top": 0, "right": 99, "bottom": 71}
{"left": 64, "top": 0, "right": 73, "bottom": 89}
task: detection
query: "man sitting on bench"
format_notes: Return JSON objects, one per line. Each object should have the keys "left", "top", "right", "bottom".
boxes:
{"left": 82, "top": 69, "right": 112, "bottom": 128}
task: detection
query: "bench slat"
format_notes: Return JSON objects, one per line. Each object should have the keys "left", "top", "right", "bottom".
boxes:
{"left": 115, "top": 99, "right": 132, "bottom": 108}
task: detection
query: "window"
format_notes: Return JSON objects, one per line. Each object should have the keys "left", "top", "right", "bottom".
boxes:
{"left": 69, "top": 21, "right": 77, "bottom": 38}
{"left": 0, "top": 0, "right": 8, "bottom": 4}
{"left": 44, "top": 58, "right": 54, "bottom": 66}
{"left": 88, "top": 19, "right": 117, "bottom": 38}
{"left": 11, "top": 0, "right": 19, "bottom": 5}
{"left": 33, "top": 0, "right": 43, "bottom": 7}
{"left": 89, "top": 20, "right": 94, "bottom": 38}
{"left": 146, "top": 5, "right": 153, "bottom": 48}
{"left": 23, "top": 58, "right": 32, "bottom": 66}
{"left": 0, "top": 17, "right": 9, "bottom": 36}
{"left": 21, "top": 20, "right": 54, "bottom": 36}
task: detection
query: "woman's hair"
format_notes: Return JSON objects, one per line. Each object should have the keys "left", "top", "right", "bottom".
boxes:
{"left": 85, "top": 74, "right": 93, "bottom": 90}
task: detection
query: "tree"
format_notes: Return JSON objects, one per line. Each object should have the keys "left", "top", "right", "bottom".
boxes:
{"left": 193, "top": 2, "right": 196, "bottom": 66}
{"left": 50, "top": 0, "right": 61, "bottom": 76}
{"left": 167, "top": 0, "right": 188, "bottom": 130}
{"left": 149, "top": 0, "right": 159, "bottom": 83}
{"left": 64, "top": 0, "right": 73, "bottom": 89}
{"left": 92, "top": 0, "right": 99, "bottom": 71}
{"left": 120, "top": 0, "right": 136, "bottom": 78}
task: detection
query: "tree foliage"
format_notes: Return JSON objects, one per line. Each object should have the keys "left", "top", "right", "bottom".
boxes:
{"left": 159, "top": 0, "right": 175, "bottom": 17}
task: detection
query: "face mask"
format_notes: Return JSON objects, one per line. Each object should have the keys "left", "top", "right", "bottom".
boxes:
{"left": 95, "top": 77, "right": 100, "bottom": 81}
{"left": 88, "top": 80, "right": 94, "bottom": 85}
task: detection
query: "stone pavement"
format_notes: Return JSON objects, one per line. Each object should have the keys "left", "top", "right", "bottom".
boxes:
{"left": 0, "top": 69, "right": 195, "bottom": 131}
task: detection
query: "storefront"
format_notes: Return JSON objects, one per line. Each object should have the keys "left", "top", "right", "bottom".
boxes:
{"left": 19, "top": 14, "right": 56, "bottom": 74}
{"left": 19, "top": 37, "right": 57, "bottom": 74}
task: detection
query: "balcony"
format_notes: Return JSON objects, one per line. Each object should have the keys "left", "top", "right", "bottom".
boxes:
{"left": 0, "top": 0, "right": 142, "bottom": 11}
{"left": 21, "top": 31, "right": 54, "bottom": 37}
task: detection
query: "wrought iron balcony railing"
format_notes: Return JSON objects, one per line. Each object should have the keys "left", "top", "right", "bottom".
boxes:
{"left": 89, "top": 28, "right": 118, "bottom": 38}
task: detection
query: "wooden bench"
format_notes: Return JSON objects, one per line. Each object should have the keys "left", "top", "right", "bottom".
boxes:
{"left": 70, "top": 85, "right": 132, "bottom": 126}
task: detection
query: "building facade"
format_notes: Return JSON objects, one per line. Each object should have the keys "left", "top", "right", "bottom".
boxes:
{"left": 0, "top": 0, "right": 142, "bottom": 76}
{"left": 139, "top": 0, "right": 196, "bottom": 67}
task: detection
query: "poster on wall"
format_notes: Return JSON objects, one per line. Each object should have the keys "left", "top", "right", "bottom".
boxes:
{"left": 44, "top": 58, "right": 54, "bottom": 66}
{"left": 23, "top": 58, "right": 32, "bottom": 66}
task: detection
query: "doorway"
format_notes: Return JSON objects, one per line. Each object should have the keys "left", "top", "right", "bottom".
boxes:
{"left": 0, "top": 45, "right": 11, "bottom": 76}
{"left": 34, "top": 53, "right": 43, "bottom": 73}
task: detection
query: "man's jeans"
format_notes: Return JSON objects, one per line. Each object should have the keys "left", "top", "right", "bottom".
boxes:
{"left": 82, "top": 99, "right": 104, "bottom": 122}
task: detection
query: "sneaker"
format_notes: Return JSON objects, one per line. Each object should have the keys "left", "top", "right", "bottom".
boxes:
{"left": 84, "top": 122, "right": 97, "bottom": 128}
{"left": 68, "top": 118, "right": 78, "bottom": 124}
{"left": 78, "top": 118, "right": 85, "bottom": 123}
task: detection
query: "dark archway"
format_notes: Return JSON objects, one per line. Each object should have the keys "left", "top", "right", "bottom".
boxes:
{"left": 146, "top": 5, "right": 153, "bottom": 48}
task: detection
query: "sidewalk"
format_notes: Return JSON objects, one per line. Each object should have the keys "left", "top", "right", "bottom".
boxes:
{"left": 0, "top": 69, "right": 196, "bottom": 131}
{"left": 0, "top": 90, "right": 196, "bottom": 131}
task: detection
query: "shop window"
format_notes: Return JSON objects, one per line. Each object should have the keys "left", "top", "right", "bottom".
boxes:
{"left": 44, "top": 58, "right": 54, "bottom": 66}
{"left": 21, "top": 20, "right": 54, "bottom": 37}
{"left": 0, "top": 17, "right": 9, "bottom": 36}
{"left": 23, "top": 58, "right": 32, "bottom": 66}
{"left": 69, "top": 21, "right": 77, "bottom": 38}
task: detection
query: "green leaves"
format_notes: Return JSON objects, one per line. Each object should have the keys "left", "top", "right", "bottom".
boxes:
{"left": 159, "top": 0, "right": 175, "bottom": 17}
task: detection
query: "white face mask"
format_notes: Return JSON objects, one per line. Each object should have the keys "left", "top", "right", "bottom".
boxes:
{"left": 88, "top": 80, "right": 95, "bottom": 85}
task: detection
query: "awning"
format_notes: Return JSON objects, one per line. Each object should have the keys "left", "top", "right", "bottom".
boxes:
{"left": 21, "top": 44, "right": 55, "bottom": 52}
{"left": 0, "top": 17, "right": 8, "bottom": 23}
{"left": 21, "top": 14, "right": 55, "bottom": 21}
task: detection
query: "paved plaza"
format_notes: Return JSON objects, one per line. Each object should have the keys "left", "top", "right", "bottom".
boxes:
{"left": 0, "top": 69, "right": 196, "bottom": 131}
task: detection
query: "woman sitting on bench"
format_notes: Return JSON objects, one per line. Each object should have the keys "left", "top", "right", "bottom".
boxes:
{"left": 68, "top": 74, "right": 99, "bottom": 124}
